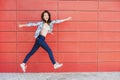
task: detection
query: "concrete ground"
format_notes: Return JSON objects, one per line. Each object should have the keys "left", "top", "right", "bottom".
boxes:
{"left": 0, "top": 72, "right": 120, "bottom": 80}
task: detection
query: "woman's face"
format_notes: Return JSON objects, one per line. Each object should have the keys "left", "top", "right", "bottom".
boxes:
{"left": 43, "top": 13, "right": 49, "bottom": 22}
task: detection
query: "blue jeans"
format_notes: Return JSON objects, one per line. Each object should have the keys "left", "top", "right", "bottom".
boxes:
{"left": 23, "top": 35, "right": 56, "bottom": 64}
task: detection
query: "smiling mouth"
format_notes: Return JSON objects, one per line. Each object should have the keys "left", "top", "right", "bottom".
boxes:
{"left": 45, "top": 19, "right": 48, "bottom": 21}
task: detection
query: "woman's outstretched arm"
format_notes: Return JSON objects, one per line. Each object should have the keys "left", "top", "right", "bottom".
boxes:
{"left": 19, "top": 24, "right": 28, "bottom": 28}
{"left": 52, "top": 17, "right": 72, "bottom": 24}
{"left": 18, "top": 22, "right": 41, "bottom": 28}
{"left": 61, "top": 17, "right": 72, "bottom": 22}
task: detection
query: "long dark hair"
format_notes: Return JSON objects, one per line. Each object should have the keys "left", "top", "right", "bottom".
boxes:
{"left": 41, "top": 10, "right": 52, "bottom": 24}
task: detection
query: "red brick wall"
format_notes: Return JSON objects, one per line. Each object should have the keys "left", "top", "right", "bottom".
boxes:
{"left": 0, "top": 0, "right": 120, "bottom": 72}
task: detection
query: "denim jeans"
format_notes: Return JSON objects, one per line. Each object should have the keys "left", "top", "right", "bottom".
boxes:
{"left": 23, "top": 35, "right": 56, "bottom": 64}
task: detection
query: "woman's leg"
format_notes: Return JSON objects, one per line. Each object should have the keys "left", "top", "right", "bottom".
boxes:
{"left": 40, "top": 40, "right": 56, "bottom": 65}
{"left": 23, "top": 39, "right": 40, "bottom": 63}
{"left": 40, "top": 40, "right": 63, "bottom": 69}
{"left": 20, "top": 39, "right": 40, "bottom": 72}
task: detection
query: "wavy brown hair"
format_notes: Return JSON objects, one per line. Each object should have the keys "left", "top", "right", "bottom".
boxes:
{"left": 41, "top": 10, "right": 52, "bottom": 24}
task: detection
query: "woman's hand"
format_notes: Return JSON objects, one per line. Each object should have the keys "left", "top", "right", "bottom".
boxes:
{"left": 62, "top": 17, "right": 72, "bottom": 22}
{"left": 66, "top": 17, "right": 72, "bottom": 21}
{"left": 19, "top": 24, "right": 23, "bottom": 28}
{"left": 18, "top": 24, "right": 27, "bottom": 28}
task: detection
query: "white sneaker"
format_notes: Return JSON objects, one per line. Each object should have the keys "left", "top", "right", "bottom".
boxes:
{"left": 54, "top": 62, "right": 63, "bottom": 69}
{"left": 20, "top": 63, "right": 27, "bottom": 72}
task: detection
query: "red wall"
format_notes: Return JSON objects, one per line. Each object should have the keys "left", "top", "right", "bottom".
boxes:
{"left": 0, "top": 0, "right": 120, "bottom": 72}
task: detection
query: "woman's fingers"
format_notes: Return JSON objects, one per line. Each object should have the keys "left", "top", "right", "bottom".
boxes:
{"left": 67, "top": 17, "right": 72, "bottom": 20}
{"left": 19, "top": 25, "right": 23, "bottom": 28}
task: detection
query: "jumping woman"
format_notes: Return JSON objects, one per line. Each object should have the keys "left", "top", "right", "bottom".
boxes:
{"left": 19, "top": 10, "right": 72, "bottom": 72}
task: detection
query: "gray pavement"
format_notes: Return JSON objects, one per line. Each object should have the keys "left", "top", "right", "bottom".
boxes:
{"left": 0, "top": 72, "right": 120, "bottom": 80}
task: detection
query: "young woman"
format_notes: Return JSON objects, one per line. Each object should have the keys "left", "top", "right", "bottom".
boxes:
{"left": 19, "top": 10, "right": 72, "bottom": 72}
